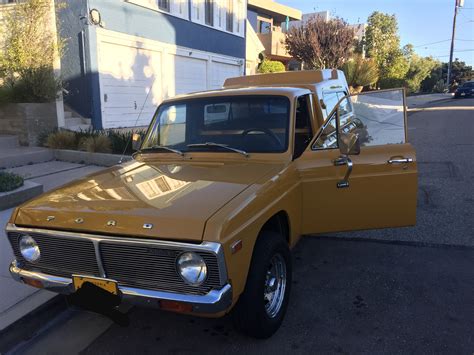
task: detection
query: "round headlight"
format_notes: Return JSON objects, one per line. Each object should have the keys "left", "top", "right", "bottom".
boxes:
{"left": 19, "top": 235, "right": 40, "bottom": 263}
{"left": 176, "top": 252, "right": 207, "bottom": 286}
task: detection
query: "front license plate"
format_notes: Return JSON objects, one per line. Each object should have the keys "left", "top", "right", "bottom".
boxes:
{"left": 72, "top": 275, "right": 118, "bottom": 295}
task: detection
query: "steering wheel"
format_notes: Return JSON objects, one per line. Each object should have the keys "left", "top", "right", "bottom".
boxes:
{"left": 241, "top": 128, "right": 282, "bottom": 148}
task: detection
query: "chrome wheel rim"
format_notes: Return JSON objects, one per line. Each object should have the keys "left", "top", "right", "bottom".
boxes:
{"left": 264, "top": 253, "right": 287, "bottom": 318}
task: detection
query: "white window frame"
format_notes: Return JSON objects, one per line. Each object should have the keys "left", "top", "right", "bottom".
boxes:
{"left": 191, "top": 0, "right": 205, "bottom": 24}
{"left": 126, "top": 0, "right": 244, "bottom": 37}
{"left": 126, "top": 0, "right": 189, "bottom": 20}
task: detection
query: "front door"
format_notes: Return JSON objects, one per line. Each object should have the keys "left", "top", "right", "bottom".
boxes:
{"left": 297, "top": 89, "right": 418, "bottom": 235}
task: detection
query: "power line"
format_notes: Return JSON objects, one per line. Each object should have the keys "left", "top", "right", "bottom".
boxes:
{"left": 413, "top": 39, "right": 451, "bottom": 48}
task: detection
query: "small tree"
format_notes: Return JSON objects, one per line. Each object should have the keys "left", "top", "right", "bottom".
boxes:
{"left": 342, "top": 55, "right": 379, "bottom": 93}
{"left": 364, "top": 12, "right": 408, "bottom": 84}
{"left": 0, "top": 0, "right": 63, "bottom": 103}
{"left": 258, "top": 59, "right": 285, "bottom": 74}
{"left": 285, "top": 16, "right": 355, "bottom": 70}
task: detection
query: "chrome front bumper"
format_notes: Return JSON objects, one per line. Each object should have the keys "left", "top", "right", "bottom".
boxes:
{"left": 9, "top": 260, "right": 232, "bottom": 314}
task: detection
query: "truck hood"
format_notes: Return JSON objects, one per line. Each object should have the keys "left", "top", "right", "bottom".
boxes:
{"left": 14, "top": 160, "right": 284, "bottom": 242}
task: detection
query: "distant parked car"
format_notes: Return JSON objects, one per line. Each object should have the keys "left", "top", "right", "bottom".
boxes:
{"left": 454, "top": 81, "right": 474, "bottom": 98}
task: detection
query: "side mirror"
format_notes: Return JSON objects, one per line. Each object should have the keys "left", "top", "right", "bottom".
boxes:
{"left": 338, "top": 132, "right": 360, "bottom": 156}
{"left": 132, "top": 133, "right": 143, "bottom": 151}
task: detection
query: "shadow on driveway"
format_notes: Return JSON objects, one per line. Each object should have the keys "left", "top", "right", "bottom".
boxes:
{"left": 82, "top": 237, "right": 474, "bottom": 354}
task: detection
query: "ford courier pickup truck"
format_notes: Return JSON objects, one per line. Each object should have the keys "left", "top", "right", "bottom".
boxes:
{"left": 6, "top": 70, "right": 417, "bottom": 338}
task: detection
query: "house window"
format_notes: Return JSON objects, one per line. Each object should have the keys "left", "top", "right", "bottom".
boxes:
{"left": 258, "top": 19, "right": 272, "bottom": 34}
{"left": 158, "top": 0, "right": 170, "bottom": 11}
{"left": 236, "top": 0, "right": 242, "bottom": 33}
{"left": 192, "top": 0, "right": 201, "bottom": 21}
{"left": 226, "top": 0, "right": 233, "bottom": 32}
{"left": 205, "top": 0, "right": 213, "bottom": 26}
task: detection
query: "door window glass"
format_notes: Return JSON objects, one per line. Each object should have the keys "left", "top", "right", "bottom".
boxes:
{"left": 294, "top": 95, "right": 313, "bottom": 158}
{"left": 348, "top": 89, "right": 405, "bottom": 147}
{"left": 313, "top": 112, "right": 338, "bottom": 149}
{"left": 322, "top": 90, "right": 350, "bottom": 118}
{"left": 313, "top": 89, "right": 406, "bottom": 150}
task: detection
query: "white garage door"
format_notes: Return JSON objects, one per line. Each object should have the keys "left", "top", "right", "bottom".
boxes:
{"left": 98, "top": 41, "right": 162, "bottom": 129}
{"left": 96, "top": 30, "right": 242, "bottom": 129}
{"left": 211, "top": 61, "right": 241, "bottom": 90}
{"left": 174, "top": 55, "right": 208, "bottom": 95}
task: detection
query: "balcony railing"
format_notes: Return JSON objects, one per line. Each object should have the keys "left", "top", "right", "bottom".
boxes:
{"left": 257, "top": 30, "right": 291, "bottom": 59}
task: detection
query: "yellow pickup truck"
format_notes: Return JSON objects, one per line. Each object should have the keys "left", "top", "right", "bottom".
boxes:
{"left": 6, "top": 70, "right": 417, "bottom": 338}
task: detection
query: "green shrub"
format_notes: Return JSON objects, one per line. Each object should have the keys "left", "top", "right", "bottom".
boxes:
{"left": 0, "top": 172, "right": 24, "bottom": 193}
{"left": 342, "top": 56, "right": 379, "bottom": 91}
{"left": 43, "top": 128, "right": 146, "bottom": 155}
{"left": 379, "top": 77, "right": 406, "bottom": 90}
{"left": 433, "top": 79, "right": 447, "bottom": 93}
{"left": 45, "top": 131, "right": 77, "bottom": 150}
{"left": 258, "top": 59, "right": 286, "bottom": 74}
{"left": 107, "top": 130, "right": 145, "bottom": 155}
{"left": 37, "top": 127, "right": 58, "bottom": 147}
{"left": 0, "top": 0, "right": 64, "bottom": 103}
{"left": 79, "top": 135, "right": 112, "bottom": 153}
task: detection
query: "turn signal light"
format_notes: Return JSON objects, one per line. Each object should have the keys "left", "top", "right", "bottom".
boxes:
{"left": 22, "top": 277, "right": 43, "bottom": 289}
{"left": 159, "top": 300, "right": 193, "bottom": 313}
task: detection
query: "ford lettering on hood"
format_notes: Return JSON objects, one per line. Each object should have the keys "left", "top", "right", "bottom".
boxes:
{"left": 12, "top": 161, "right": 283, "bottom": 242}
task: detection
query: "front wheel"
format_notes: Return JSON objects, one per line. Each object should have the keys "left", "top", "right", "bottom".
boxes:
{"left": 232, "top": 231, "right": 292, "bottom": 338}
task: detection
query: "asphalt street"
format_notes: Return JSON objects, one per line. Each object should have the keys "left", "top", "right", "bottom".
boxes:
{"left": 6, "top": 98, "right": 474, "bottom": 354}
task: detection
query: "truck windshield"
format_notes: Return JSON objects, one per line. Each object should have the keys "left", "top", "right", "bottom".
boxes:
{"left": 141, "top": 95, "right": 290, "bottom": 154}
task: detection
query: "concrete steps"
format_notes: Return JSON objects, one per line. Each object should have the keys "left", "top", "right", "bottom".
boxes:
{"left": 0, "top": 135, "right": 54, "bottom": 169}
{"left": 63, "top": 106, "right": 92, "bottom": 132}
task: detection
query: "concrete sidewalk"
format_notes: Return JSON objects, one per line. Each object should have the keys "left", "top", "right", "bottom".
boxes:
{"left": 406, "top": 93, "right": 453, "bottom": 108}
{"left": 0, "top": 161, "right": 104, "bottom": 331}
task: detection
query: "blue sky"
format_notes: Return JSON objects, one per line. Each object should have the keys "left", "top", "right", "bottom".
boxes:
{"left": 278, "top": 0, "right": 474, "bottom": 65}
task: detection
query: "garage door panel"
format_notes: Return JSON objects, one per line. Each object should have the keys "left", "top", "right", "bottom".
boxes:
{"left": 211, "top": 61, "right": 240, "bottom": 89}
{"left": 98, "top": 39, "right": 162, "bottom": 129}
{"left": 174, "top": 55, "right": 207, "bottom": 95}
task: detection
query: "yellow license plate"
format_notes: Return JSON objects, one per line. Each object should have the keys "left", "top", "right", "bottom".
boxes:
{"left": 72, "top": 275, "right": 118, "bottom": 295}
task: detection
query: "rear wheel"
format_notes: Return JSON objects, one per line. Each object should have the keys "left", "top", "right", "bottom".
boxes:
{"left": 232, "top": 231, "right": 292, "bottom": 338}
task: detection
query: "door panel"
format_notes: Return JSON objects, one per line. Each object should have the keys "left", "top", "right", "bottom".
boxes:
{"left": 298, "top": 88, "right": 417, "bottom": 235}
{"left": 298, "top": 144, "right": 417, "bottom": 234}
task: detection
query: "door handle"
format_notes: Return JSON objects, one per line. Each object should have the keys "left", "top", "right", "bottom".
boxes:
{"left": 388, "top": 157, "right": 413, "bottom": 164}
{"left": 333, "top": 155, "right": 353, "bottom": 188}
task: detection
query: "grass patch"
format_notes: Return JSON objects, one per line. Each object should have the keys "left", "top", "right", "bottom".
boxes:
{"left": 0, "top": 172, "right": 24, "bottom": 193}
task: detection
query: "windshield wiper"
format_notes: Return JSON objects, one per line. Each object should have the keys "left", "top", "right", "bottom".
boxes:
{"left": 187, "top": 142, "right": 249, "bottom": 157}
{"left": 139, "top": 145, "right": 184, "bottom": 156}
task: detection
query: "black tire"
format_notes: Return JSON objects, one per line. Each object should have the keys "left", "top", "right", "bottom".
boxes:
{"left": 232, "top": 231, "right": 292, "bottom": 338}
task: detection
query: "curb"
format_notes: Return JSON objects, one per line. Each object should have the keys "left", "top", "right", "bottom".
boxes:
{"left": 0, "top": 181, "right": 43, "bottom": 211}
{"left": 0, "top": 295, "right": 68, "bottom": 354}
{"left": 53, "top": 150, "right": 132, "bottom": 167}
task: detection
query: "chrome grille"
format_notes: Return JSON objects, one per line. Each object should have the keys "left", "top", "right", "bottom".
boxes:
{"left": 100, "top": 243, "right": 221, "bottom": 295}
{"left": 7, "top": 232, "right": 99, "bottom": 277}
{"left": 7, "top": 230, "right": 223, "bottom": 296}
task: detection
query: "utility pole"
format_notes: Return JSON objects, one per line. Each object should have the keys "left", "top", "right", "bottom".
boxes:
{"left": 447, "top": 0, "right": 464, "bottom": 88}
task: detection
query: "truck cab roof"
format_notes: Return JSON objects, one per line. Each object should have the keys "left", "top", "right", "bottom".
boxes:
{"left": 163, "top": 69, "right": 349, "bottom": 105}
